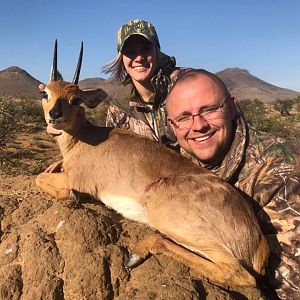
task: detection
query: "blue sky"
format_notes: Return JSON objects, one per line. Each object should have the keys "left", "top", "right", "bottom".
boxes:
{"left": 0, "top": 0, "right": 300, "bottom": 91}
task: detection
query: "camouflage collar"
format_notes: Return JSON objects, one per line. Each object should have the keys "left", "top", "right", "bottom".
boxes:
{"left": 215, "top": 114, "right": 248, "bottom": 183}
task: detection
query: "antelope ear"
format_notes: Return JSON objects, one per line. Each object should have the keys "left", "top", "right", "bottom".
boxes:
{"left": 80, "top": 89, "right": 108, "bottom": 108}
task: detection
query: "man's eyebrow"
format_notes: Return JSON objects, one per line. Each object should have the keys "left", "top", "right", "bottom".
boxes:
{"left": 176, "top": 104, "right": 216, "bottom": 116}
{"left": 176, "top": 110, "right": 192, "bottom": 117}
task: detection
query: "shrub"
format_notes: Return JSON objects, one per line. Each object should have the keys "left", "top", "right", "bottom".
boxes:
{"left": 86, "top": 100, "right": 110, "bottom": 126}
{"left": 15, "top": 98, "right": 45, "bottom": 123}
{"left": 0, "top": 96, "right": 18, "bottom": 149}
{"left": 273, "top": 99, "right": 294, "bottom": 116}
{"left": 238, "top": 99, "right": 267, "bottom": 129}
{"left": 238, "top": 98, "right": 300, "bottom": 141}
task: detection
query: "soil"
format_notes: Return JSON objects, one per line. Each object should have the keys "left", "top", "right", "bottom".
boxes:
{"left": 0, "top": 125, "right": 263, "bottom": 300}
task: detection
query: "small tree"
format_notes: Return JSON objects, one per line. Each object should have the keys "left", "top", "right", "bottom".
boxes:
{"left": 238, "top": 98, "right": 267, "bottom": 129}
{"left": 273, "top": 99, "right": 294, "bottom": 116}
{"left": 0, "top": 96, "right": 18, "bottom": 150}
{"left": 294, "top": 96, "right": 300, "bottom": 113}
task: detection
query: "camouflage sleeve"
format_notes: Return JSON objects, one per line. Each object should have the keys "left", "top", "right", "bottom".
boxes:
{"left": 258, "top": 166, "right": 300, "bottom": 298}
{"left": 105, "top": 104, "right": 130, "bottom": 130}
{"left": 237, "top": 149, "right": 300, "bottom": 297}
{"left": 248, "top": 160, "right": 300, "bottom": 299}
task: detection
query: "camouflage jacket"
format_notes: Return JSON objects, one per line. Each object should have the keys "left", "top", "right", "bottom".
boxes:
{"left": 106, "top": 53, "right": 181, "bottom": 148}
{"left": 182, "top": 114, "right": 300, "bottom": 299}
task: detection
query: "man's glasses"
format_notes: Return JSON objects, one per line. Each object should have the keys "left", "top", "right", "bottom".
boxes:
{"left": 169, "top": 97, "right": 229, "bottom": 130}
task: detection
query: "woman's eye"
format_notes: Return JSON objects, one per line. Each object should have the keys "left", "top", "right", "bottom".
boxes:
{"left": 142, "top": 46, "right": 152, "bottom": 53}
{"left": 123, "top": 49, "right": 135, "bottom": 57}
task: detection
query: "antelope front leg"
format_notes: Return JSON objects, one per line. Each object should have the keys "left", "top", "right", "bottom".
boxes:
{"left": 36, "top": 172, "right": 70, "bottom": 200}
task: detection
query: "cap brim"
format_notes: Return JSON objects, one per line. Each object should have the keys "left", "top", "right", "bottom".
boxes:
{"left": 119, "top": 33, "right": 157, "bottom": 52}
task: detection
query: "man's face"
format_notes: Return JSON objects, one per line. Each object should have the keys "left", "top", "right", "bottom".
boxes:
{"left": 167, "top": 75, "right": 237, "bottom": 165}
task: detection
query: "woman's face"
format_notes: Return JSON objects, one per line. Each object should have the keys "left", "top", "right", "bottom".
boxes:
{"left": 122, "top": 35, "right": 158, "bottom": 85}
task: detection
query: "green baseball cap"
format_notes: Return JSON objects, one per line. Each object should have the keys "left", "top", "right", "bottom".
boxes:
{"left": 117, "top": 19, "right": 161, "bottom": 52}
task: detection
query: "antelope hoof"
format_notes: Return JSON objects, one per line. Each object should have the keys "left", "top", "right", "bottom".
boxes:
{"left": 126, "top": 254, "right": 145, "bottom": 269}
{"left": 69, "top": 189, "right": 81, "bottom": 208}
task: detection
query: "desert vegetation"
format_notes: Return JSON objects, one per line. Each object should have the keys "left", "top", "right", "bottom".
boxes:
{"left": 238, "top": 96, "right": 300, "bottom": 141}
{"left": 1, "top": 95, "right": 300, "bottom": 176}
{"left": 0, "top": 96, "right": 111, "bottom": 175}
{"left": 0, "top": 96, "right": 52, "bottom": 175}
{"left": 0, "top": 96, "right": 17, "bottom": 150}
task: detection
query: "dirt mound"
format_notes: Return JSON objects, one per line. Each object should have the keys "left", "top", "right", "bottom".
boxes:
{"left": 1, "top": 170, "right": 260, "bottom": 299}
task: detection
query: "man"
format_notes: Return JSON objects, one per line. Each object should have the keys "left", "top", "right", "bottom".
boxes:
{"left": 166, "top": 69, "right": 299, "bottom": 299}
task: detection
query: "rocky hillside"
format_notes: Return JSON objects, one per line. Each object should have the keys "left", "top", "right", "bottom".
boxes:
{"left": 79, "top": 77, "right": 123, "bottom": 100}
{"left": 0, "top": 66, "right": 42, "bottom": 99}
{"left": 1, "top": 66, "right": 299, "bottom": 102}
{"left": 217, "top": 68, "right": 300, "bottom": 102}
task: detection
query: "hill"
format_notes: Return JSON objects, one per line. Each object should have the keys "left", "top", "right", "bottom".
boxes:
{"left": 80, "top": 68, "right": 300, "bottom": 103}
{"left": 79, "top": 77, "right": 123, "bottom": 100}
{"left": 0, "top": 66, "right": 42, "bottom": 99}
{"left": 1, "top": 66, "right": 299, "bottom": 102}
{"left": 217, "top": 68, "right": 300, "bottom": 102}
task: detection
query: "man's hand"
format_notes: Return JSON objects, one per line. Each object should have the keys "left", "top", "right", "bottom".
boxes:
{"left": 44, "top": 159, "right": 64, "bottom": 173}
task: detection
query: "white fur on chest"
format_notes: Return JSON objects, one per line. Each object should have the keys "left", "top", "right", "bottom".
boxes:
{"left": 100, "top": 193, "right": 148, "bottom": 224}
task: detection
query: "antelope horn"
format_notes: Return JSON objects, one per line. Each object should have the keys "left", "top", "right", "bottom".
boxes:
{"left": 50, "top": 39, "right": 58, "bottom": 81}
{"left": 72, "top": 41, "right": 83, "bottom": 84}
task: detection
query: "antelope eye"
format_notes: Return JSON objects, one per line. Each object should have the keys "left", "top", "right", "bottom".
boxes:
{"left": 70, "top": 96, "right": 81, "bottom": 106}
{"left": 41, "top": 91, "right": 48, "bottom": 100}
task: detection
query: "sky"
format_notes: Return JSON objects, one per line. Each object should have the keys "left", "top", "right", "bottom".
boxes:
{"left": 0, "top": 0, "right": 300, "bottom": 91}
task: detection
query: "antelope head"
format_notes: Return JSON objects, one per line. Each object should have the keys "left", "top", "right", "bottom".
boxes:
{"left": 39, "top": 40, "right": 107, "bottom": 133}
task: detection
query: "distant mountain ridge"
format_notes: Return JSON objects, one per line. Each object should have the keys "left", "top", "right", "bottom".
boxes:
{"left": 0, "top": 66, "right": 42, "bottom": 98}
{"left": 216, "top": 68, "right": 300, "bottom": 102}
{"left": 0, "top": 66, "right": 299, "bottom": 102}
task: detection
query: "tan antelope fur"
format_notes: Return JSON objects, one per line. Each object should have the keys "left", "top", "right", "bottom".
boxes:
{"left": 36, "top": 42, "right": 269, "bottom": 290}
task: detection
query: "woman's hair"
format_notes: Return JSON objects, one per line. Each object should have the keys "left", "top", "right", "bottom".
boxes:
{"left": 102, "top": 44, "right": 161, "bottom": 84}
{"left": 102, "top": 52, "right": 128, "bottom": 83}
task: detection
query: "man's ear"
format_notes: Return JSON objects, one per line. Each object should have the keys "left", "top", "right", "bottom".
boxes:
{"left": 227, "top": 96, "right": 239, "bottom": 119}
{"left": 167, "top": 117, "right": 177, "bottom": 134}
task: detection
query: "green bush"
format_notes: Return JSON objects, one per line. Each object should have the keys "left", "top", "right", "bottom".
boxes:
{"left": 273, "top": 99, "right": 294, "bottom": 116}
{"left": 0, "top": 96, "right": 18, "bottom": 149}
{"left": 16, "top": 98, "right": 45, "bottom": 123}
{"left": 86, "top": 100, "right": 110, "bottom": 126}
{"left": 238, "top": 99, "right": 266, "bottom": 129}
{"left": 238, "top": 98, "right": 300, "bottom": 140}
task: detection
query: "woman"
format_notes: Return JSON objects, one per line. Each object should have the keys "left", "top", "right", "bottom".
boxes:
{"left": 103, "top": 19, "right": 179, "bottom": 145}
{"left": 45, "top": 19, "right": 180, "bottom": 172}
